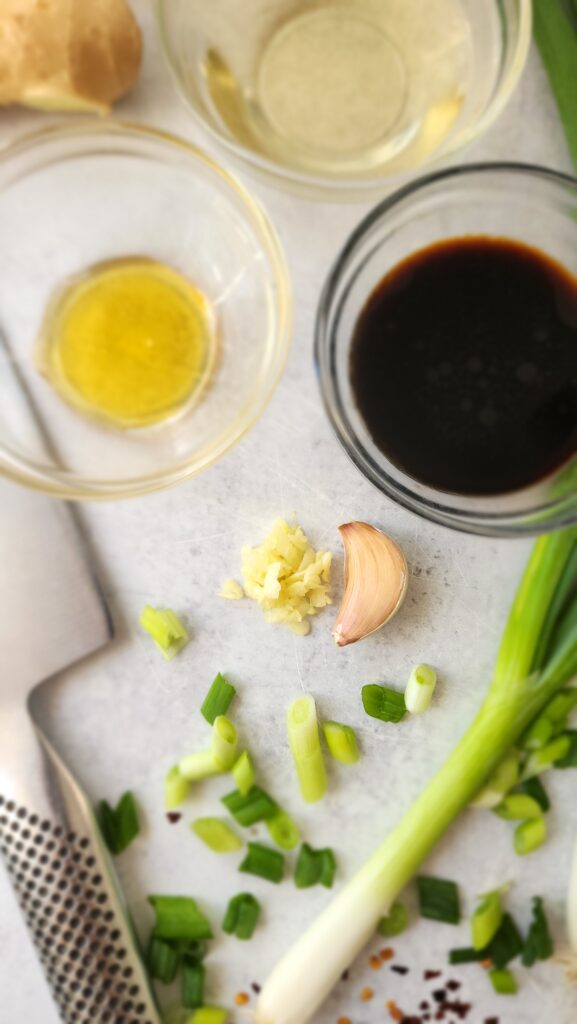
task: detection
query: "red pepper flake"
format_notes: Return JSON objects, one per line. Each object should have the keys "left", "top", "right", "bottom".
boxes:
{"left": 234, "top": 992, "right": 250, "bottom": 1006}
{"left": 484, "top": 1019, "right": 499, "bottom": 1024}
{"left": 424, "top": 969, "right": 441, "bottom": 980}
{"left": 480, "top": 958, "right": 493, "bottom": 970}
{"left": 251, "top": 982, "right": 261, "bottom": 994}
{"left": 360, "top": 987, "right": 374, "bottom": 1002}
{"left": 446, "top": 980, "right": 461, "bottom": 991}
{"left": 391, "top": 964, "right": 409, "bottom": 975}
{"left": 420, "top": 1002, "right": 430, "bottom": 1011}
{"left": 337, "top": 1018, "right": 352, "bottom": 1024}
{"left": 386, "top": 1000, "right": 404, "bottom": 1022}
{"left": 369, "top": 955, "right": 382, "bottom": 970}
{"left": 380, "top": 947, "right": 395, "bottom": 961}
{"left": 166, "top": 812, "right": 182, "bottom": 824}
{"left": 432, "top": 990, "right": 446, "bottom": 1003}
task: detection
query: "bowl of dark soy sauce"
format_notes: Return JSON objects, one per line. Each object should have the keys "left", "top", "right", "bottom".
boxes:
{"left": 315, "top": 164, "right": 577, "bottom": 536}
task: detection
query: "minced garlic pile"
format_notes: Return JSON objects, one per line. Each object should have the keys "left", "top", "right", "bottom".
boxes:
{"left": 220, "top": 518, "right": 332, "bottom": 635}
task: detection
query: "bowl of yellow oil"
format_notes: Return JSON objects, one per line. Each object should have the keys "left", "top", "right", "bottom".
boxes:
{"left": 0, "top": 122, "right": 291, "bottom": 499}
{"left": 158, "top": 0, "right": 531, "bottom": 199}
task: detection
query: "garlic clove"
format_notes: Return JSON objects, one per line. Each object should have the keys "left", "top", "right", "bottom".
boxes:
{"left": 332, "top": 521, "right": 408, "bottom": 647}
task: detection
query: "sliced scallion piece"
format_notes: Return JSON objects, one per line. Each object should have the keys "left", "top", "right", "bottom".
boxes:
{"left": 448, "top": 947, "right": 483, "bottom": 965}
{"left": 189, "top": 1008, "right": 229, "bottom": 1024}
{"left": 266, "top": 810, "right": 300, "bottom": 851}
{"left": 471, "top": 890, "right": 503, "bottom": 950}
{"left": 139, "top": 605, "right": 189, "bottom": 660}
{"left": 361, "top": 684, "right": 406, "bottom": 723}
{"left": 522, "top": 897, "right": 553, "bottom": 967}
{"left": 523, "top": 733, "right": 572, "bottom": 779}
{"left": 322, "top": 721, "right": 359, "bottom": 764}
{"left": 211, "top": 716, "right": 238, "bottom": 771}
{"left": 287, "top": 696, "right": 327, "bottom": 803}
{"left": 165, "top": 766, "right": 190, "bottom": 810}
{"left": 494, "top": 794, "right": 542, "bottom": 821}
{"left": 522, "top": 714, "right": 554, "bottom": 751}
{"left": 222, "top": 893, "right": 261, "bottom": 940}
{"left": 470, "top": 751, "right": 519, "bottom": 809}
{"left": 146, "top": 936, "right": 180, "bottom": 983}
{"left": 182, "top": 961, "right": 205, "bottom": 1009}
{"left": 556, "top": 730, "right": 577, "bottom": 768}
{"left": 404, "top": 664, "right": 437, "bottom": 715}
{"left": 201, "top": 673, "right": 236, "bottom": 725}
{"left": 179, "top": 751, "right": 223, "bottom": 782}
{"left": 519, "top": 776, "right": 550, "bottom": 811}
{"left": 486, "top": 913, "right": 523, "bottom": 969}
{"left": 294, "top": 844, "right": 337, "bottom": 889}
{"left": 148, "top": 896, "right": 213, "bottom": 940}
{"left": 514, "top": 817, "right": 547, "bottom": 856}
{"left": 222, "top": 786, "right": 277, "bottom": 826}
{"left": 232, "top": 751, "right": 255, "bottom": 796}
{"left": 417, "top": 876, "right": 460, "bottom": 925}
{"left": 191, "top": 818, "right": 243, "bottom": 853}
{"left": 239, "top": 842, "right": 284, "bottom": 884}
{"left": 543, "top": 687, "right": 577, "bottom": 724}
{"left": 489, "top": 967, "right": 517, "bottom": 995}
{"left": 96, "top": 791, "right": 140, "bottom": 856}
{"left": 378, "top": 901, "right": 408, "bottom": 938}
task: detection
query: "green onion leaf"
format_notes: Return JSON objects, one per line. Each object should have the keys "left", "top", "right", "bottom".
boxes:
{"left": 322, "top": 721, "right": 360, "bottom": 764}
{"left": 179, "top": 751, "right": 224, "bottom": 782}
{"left": 222, "top": 893, "right": 261, "bottom": 940}
{"left": 417, "top": 876, "right": 461, "bottom": 925}
{"left": 448, "top": 947, "right": 483, "bottom": 965}
{"left": 494, "top": 794, "right": 543, "bottom": 820}
{"left": 294, "top": 843, "right": 337, "bottom": 889}
{"left": 361, "top": 684, "right": 406, "bottom": 723}
{"left": 201, "top": 673, "right": 236, "bottom": 725}
{"left": 514, "top": 817, "right": 547, "bottom": 856}
{"left": 147, "top": 936, "right": 180, "bottom": 984}
{"left": 139, "top": 605, "right": 189, "bottom": 660}
{"left": 266, "top": 810, "right": 300, "bottom": 850}
{"left": 182, "top": 962, "right": 205, "bottom": 1009}
{"left": 522, "top": 897, "right": 553, "bottom": 967}
{"left": 404, "top": 664, "right": 437, "bottom": 715}
{"left": 377, "top": 901, "right": 409, "bottom": 938}
{"left": 486, "top": 913, "right": 524, "bottom": 969}
{"left": 534, "top": 0, "right": 577, "bottom": 172}
{"left": 287, "top": 695, "right": 327, "bottom": 803}
{"left": 489, "top": 967, "right": 517, "bottom": 996}
{"left": 556, "top": 729, "right": 577, "bottom": 768}
{"left": 519, "top": 776, "right": 550, "bottom": 811}
{"left": 471, "top": 890, "right": 503, "bottom": 950}
{"left": 188, "top": 1008, "right": 229, "bottom": 1024}
{"left": 222, "top": 786, "right": 278, "bottom": 827}
{"left": 239, "top": 842, "right": 284, "bottom": 884}
{"left": 148, "top": 896, "right": 213, "bottom": 940}
{"left": 96, "top": 791, "right": 140, "bottom": 856}
{"left": 164, "top": 766, "right": 190, "bottom": 810}
{"left": 191, "top": 818, "right": 243, "bottom": 853}
{"left": 211, "top": 716, "right": 238, "bottom": 770}
{"left": 522, "top": 734, "right": 572, "bottom": 779}
{"left": 232, "top": 751, "right": 256, "bottom": 796}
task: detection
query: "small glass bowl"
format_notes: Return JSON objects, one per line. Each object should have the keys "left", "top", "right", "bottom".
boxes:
{"left": 315, "top": 163, "right": 577, "bottom": 537}
{"left": 157, "top": 0, "right": 531, "bottom": 200}
{"left": 0, "top": 121, "right": 291, "bottom": 500}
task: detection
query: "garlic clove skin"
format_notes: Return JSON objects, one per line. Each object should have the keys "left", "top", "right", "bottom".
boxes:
{"left": 332, "top": 521, "right": 408, "bottom": 647}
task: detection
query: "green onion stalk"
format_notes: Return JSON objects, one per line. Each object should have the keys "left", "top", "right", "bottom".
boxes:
{"left": 256, "top": 527, "right": 577, "bottom": 1024}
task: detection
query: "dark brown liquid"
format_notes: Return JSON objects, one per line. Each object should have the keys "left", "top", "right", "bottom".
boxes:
{"left": 350, "top": 237, "right": 577, "bottom": 495}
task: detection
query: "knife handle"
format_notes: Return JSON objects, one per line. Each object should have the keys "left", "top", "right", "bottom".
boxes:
{"left": 0, "top": 719, "right": 161, "bottom": 1024}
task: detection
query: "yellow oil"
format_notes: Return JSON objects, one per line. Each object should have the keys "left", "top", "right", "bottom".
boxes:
{"left": 38, "top": 258, "right": 215, "bottom": 429}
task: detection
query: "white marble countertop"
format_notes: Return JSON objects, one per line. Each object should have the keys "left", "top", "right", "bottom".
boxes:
{"left": 1, "top": 3, "right": 576, "bottom": 1023}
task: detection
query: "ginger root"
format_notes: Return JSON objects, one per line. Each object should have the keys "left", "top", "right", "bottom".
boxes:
{"left": 0, "top": 0, "right": 142, "bottom": 114}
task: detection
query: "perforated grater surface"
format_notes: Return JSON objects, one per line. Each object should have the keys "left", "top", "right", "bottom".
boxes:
{"left": 0, "top": 472, "right": 161, "bottom": 1024}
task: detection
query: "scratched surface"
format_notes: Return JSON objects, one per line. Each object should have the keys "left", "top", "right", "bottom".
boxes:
{"left": 1, "top": 3, "right": 576, "bottom": 1022}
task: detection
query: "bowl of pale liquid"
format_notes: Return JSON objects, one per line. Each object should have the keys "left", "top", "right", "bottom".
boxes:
{"left": 157, "top": 0, "right": 531, "bottom": 199}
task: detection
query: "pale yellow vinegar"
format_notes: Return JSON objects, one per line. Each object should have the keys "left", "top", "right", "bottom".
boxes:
{"left": 38, "top": 258, "right": 215, "bottom": 429}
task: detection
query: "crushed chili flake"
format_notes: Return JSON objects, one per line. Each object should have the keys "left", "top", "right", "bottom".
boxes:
{"left": 446, "top": 980, "right": 461, "bottom": 991}
{"left": 424, "top": 969, "right": 441, "bottom": 980}
{"left": 480, "top": 958, "right": 493, "bottom": 970}
{"left": 166, "top": 812, "right": 182, "bottom": 824}
{"left": 386, "top": 999, "right": 404, "bottom": 1022}
{"left": 234, "top": 992, "right": 250, "bottom": 1006}
{"left": 251, "top": 982, "right": 261, "bottom": 994}
{"left": 420, "top": 1002, "right": 430, "bottom": 1011}
{"left": 432, "top": 989, "right": 446, "bottom": 1003}
{"left": 370, "top": 955, "right": 382, "bottom": 970}
{"left": 391, "top": 964, "right": 409, "bottom": 975}
{"left": 380, "top": 947, "right": 395, "bottom": 961}
{"left": 360, "top": 986, "right": 374, "bottom": 1002}
{"left": 337, "top": 1018, "right": 352, "bottom": 1024}
{"left": 484, "top": 1019, "right": 499, "bottom": 1024}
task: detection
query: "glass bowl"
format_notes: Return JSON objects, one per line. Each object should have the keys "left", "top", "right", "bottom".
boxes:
{"left": 157, "top": 0, "right": 531, "bottom": 200}
{"left": 0, "top": 121, "right": 291, "bottom": 500}
{"left": 315, "top": 163, "right": 577, "bottom": 537}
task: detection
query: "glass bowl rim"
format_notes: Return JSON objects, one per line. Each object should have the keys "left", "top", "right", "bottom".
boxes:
{"left": 0, "top": 119, "right": 292, "bottom": 501}
{"left": 314, "top": 160, "right": 577, "bottom": 537}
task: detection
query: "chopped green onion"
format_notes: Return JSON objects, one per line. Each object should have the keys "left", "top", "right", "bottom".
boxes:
{"left": 417, "top": 876, "right": 460, "bottom": 925}
{"left": 191, "top": 818, "right": 243, "bottom": 853}
{"left": 322, "top": 721, "right": 359, "bottom": 764}
{"left": 534, "top": 0, "right": 577, "bottom": 171}
{"left": 232, "top": 751, "right": 256, "bottom": 796}
{"left": 222, "top": 785, "right": 277, "bottom": 826}
{"left": 486, "top": 913, "right": 524, "bottom": 969}
{"left": 287, "top": 695, "right": 327, "bottom": 803}
{"left": 361, "top": 684, "right": 406, "bottom": 723}
{"left": 494, "top": 794, "right": 543, "bottom": 820}
{"left": 556, "top": 730, "right": 577, "bottom": 768}
{"left": 377, "top": 901, "right": 409, "bottom": 938}
{"left": 470, "top": 751, "right": 520, "bottom": 809}
{"left": 188, "top": 1008, "right": 229, "bottom": 1024}
{"left": 182, "top": 962, "right": 205, "bottom": 1009}
{"left": 179, "top": 751, "right": 223, "bottom": 782}
{"left": 239, "top": 842, "right": 284, "bottom": 884}
{"left": 164, "top": 766, "right": 190, "bottom": 810}
{"left": 148, "top": 896, "right": 213, "bottom": 940}
{"left": 448, "top": 947, "right": 483, "bottom": 965}
{"left": 489, "top": 967, "right": 517, "bottom": 995}
{"left": 139, "top": 605, "right": 189, "bottom": 660}
{"left": 404, "top": 664, "right": 437, "bottom": 715}
{"left": 170, "top": 938, "right": 208, "bottom": 962}
{"left": 519, "top": 776, "right": 550, "bottom": 811}
{"left": 522, "top": 714, "right": 554, "bottom": 751}
{"left": 222, "top": 893, "right": 261, "bottom": 940}
{"left": 96, "top": 791, "right": 140, "bottom": 855}
{"left": 211, "top": 716, "right": 238, "bottom": 770}
{"left": 471, "top": 890, "right": 503, "bottom": 950}
{"left": 266, "top": 810, "right": 300, "bottom": 850}
{"left": 147, "top": 936, "right": 180, "bottom": 983}
{"left": 522, "top": 896, "right": 553, "bottom": 967}
{"left": 201, "top": 673, "right": 236, "bottom": 725}
{"left": 543, "top": 687, "right": 577, "bottom": 724}
{"left": 522, "top": 734, "right": 572, "bottom": 779}
{"left": 514, "top": 817, "right": 547, "bottom": 856}
{"left": 294, "top": 844, "right": 337, "bottom": 889}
